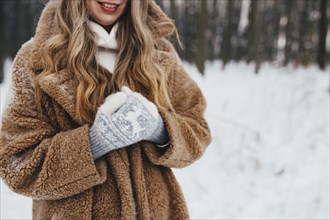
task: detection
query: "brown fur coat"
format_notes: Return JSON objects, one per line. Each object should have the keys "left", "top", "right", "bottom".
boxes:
{"left": 0, "top": 1, "right": 211, "bottom": 219}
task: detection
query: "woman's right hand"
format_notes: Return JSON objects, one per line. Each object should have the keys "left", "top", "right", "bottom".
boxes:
{"left": 89, "top": 85, "right": 167, "bottom": 160}
{"left": 89, "top": 91, "right": 129, "bottom": 160}
{"left": 100, "top": 91, "right": 128, "bottom": 117}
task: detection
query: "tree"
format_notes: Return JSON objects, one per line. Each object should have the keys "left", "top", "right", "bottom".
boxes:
{"left": 155, "top": 0, "right": 164, "bottom": 9}
{"left": 221, "top": 0, "right": 233, "bottom": 68}
{"left": 0, "top": 0, "right": 327, "bottom": 76}
{"left": 183, "top": 0, "right": 197, "bottom": 62}
{"left": 247, "top": 0, "right": 262, "bottom": 73}
{"left": 170, "top": 0, "right": 176, "bottom": 22}
{"left": 196, "top": 0, "right": 207, "bottom": 75}
{"left": 14, "top": 0, "right": 34, "bottom": 54}
{"left": 230, "top": 0, "right": 243, "bottom": 62}
{"left": 236, "top": 0, "right": 250, "bottom": 61}
{"left": 208, "top": 0, "right": 220, "bottom": 61}
{"left": 298, "top": 0, "right": 309, "bottom": 66}
{"left": 317, "top": 0, "right": 328, "bottom": 70}
{"left": 0, "top": 0, "right": 4, "bottom": 83}
{"left": 283, "top": 0, "right": 294, "bottom": 66}
{"left": 262, "top": 0, "right": 280, "bottom": 61}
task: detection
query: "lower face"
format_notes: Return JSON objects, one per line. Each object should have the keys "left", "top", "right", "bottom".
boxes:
{"left": 86, "top": 0, "right": 128, "bottom": 28}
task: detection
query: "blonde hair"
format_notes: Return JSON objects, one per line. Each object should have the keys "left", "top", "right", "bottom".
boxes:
{"left": 35, "top": 0, "right": 178, "bottom": 124}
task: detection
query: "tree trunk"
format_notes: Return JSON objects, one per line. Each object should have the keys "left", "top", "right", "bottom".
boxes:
{"left": 0, "top": 0, "right": 4, "bottom": 83}
{"left": 155, "top": 0, "right": 164, "bottom": 9}
{"left": 254, "top": 0, "right": 262, "bottom": 73}
{"left": 236, "top": 0, "right": 250, "bottom": 61}
{"left": 231, "top": 0, "right": 242, "bottom": 61}
{"left": 221, "top": 0, "right": 233, "bottom": 68}
{"left": 263, "top": 0, "right": 280, "bottom": 61}
{"left": 209, "top": 0, "right": 219, "bottom": 61}
{"left": 170, "top": 0, "right": 176, "bottom": 21}
{"left": 298, "top": 0, "right": 308, "bottom": 66}
{"left": 183, "top": 0, "right": 196, "bottom": 62}
{"left": 284, "top": 0, "right": 294, "bottom": 66}
{"left": 247, "top": 0, "right": 261, "bottom": 73}
{"left": 196, "top": 0, "right": 206, "bottom": 75}
{"left": 317, "top": 0, "right": 328, "bottom": 70}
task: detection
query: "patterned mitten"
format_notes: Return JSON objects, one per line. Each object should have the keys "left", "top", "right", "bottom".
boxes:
{"left": 89, "top": 92, "right": 129, "bottom": 160}
{"left": 89, "top": 88, "right": 169, "bottom": 160}
{"left": 113, "top": 86, "right": 169, "bottom": 145}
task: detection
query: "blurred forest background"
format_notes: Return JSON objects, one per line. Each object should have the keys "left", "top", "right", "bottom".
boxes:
{"left": 0, "top": 0, "right": 329, "bottom": 82}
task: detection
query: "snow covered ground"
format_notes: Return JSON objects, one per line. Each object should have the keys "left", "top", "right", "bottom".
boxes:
{"left": 1, "top": 59, "right": 329, "bottom": 219}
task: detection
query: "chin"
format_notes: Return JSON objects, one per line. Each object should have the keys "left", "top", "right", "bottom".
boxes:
{"left": 95, "top": 16, "right": 116, "bottom": 26}
{"left": 101, "top": 20, "right": 116, "bottom": 26}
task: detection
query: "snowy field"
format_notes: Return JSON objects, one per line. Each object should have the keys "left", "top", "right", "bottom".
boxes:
{"left": 1, "top": 59, "right": 329, "bottom": 219}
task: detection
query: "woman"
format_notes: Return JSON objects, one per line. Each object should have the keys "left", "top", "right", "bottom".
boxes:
{"left": 0, "top": 0, "right": 211, "bottom": 219}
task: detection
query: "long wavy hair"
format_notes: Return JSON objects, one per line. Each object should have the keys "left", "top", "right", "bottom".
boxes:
{"left": 35, "top": 0, "right": 179, "bottom": 124}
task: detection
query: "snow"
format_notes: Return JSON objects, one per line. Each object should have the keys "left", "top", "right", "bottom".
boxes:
{"left": 1, "top": 59, "right": 329, "bottom": 219}
{"left": 174, "top": 61, "right": 329, "bottom": 219}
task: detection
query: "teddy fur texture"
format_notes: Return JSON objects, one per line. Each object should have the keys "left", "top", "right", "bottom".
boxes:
{"left": 0, "top": 1, "right": 212, "bottom": 219}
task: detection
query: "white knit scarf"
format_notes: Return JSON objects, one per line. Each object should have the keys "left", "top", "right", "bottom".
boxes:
{"left": 87, "top": 20, "right": 119, "bottom": 74}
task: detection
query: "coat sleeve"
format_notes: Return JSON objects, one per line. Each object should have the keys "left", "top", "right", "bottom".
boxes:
{"left": 143, "top": 46, "right": 212, "bottom": 168}
{"left": 0, "top": 41, "right": 107, "bottom": 200}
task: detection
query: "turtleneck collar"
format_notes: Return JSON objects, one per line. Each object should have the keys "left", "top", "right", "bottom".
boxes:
{"left": 87, "top": 20, "right": 118, "bottom": 50}
{"left": 87, "top": 20, "right": 119, "bottom": 74}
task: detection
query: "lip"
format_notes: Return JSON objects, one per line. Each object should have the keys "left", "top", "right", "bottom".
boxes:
{"left": 97, "top": 1, "right": 120, "bottom": 13}
{"left": 98, "top": 1, "right": 120, "bottom": 5}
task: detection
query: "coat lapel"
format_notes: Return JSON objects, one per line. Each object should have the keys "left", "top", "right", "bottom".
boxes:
{"left": 38, "top": 70, "right": 81, "bottom": 123}
{"left": 29, "top": 1, "right": 81, "bottom": 123}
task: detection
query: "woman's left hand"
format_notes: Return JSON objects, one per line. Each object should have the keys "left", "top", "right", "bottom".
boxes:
{"left": 110, "top": 86, "right": 167, "bottom": 144}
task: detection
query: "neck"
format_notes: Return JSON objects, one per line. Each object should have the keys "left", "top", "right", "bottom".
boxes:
{"left": 102, "top": 24, "right": 112, "bottom": 34}
{"left": 90, "top": 18, "right": 112, "bottom": 34}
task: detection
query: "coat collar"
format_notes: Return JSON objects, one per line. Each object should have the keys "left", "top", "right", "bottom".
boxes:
{"left": 31, "top": 0, "right": 177, "bottom": 124}
{"left": 38, "top": 70, "right": 81, "bottom": 123}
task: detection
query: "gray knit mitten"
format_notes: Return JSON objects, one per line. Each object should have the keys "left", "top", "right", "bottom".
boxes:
{"left": 89, "top": 87, "right": 169, "bottom": 160}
